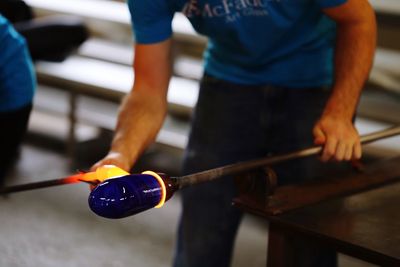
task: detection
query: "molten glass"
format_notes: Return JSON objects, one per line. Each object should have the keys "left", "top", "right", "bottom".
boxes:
{"left": 80, "top": 165, "right": 130, "bottom": 184}
{"left": 88, "top": 170, "right": 177, "bottom": 219}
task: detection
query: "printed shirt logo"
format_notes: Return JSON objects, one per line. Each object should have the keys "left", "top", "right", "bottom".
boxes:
{"left": 182, "top": 0, "right": 280, "bottom": 23}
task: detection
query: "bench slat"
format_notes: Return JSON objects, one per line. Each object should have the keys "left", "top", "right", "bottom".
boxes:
{"left": 35, "top": 56, "right": 199, "bottom": 117}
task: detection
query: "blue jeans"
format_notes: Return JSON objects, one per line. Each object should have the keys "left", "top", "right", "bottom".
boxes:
{"left": 173, "top": 75, "right": 343, "bottom": 267}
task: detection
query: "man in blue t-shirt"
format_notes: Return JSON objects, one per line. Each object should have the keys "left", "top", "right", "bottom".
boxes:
{"left": 93, "top": 0, "right": 376, "bottom": 266}
{"left": 0, "top": 14, "right": 35, "bottom": 184}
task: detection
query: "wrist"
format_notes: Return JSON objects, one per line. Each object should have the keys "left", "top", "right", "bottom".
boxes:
{"left": 322, "top": 95, "right": 357, "bottom": 122}
{"left": 109, "top": 142, "right": 138, "bottom": 168}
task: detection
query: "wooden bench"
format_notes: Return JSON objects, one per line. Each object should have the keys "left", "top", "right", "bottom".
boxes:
{"left": 32, "top": 84, "right": 191, "bottom": 151}
{"left": 32, "top": 47, "right": 400, "bottom": 158}
{"left": 24, "top": 0, "right": 205, "bottom": 158}
{"left": 77, "top": 38, "right": 204, "bottom": 81}
{"left": 33, "top": 54, "right": 199, "bottom": 156}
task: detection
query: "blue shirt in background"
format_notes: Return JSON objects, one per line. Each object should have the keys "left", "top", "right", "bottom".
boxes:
{"left": 128, "top": 0, "right": 347, "bottom": 88}
{"left": 0, "top": 15, "right": 35, "bottom": 112}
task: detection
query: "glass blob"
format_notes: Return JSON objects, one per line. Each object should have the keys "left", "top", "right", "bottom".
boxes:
{"left": 88, "top": 174, "right": 163, "bottom": 219}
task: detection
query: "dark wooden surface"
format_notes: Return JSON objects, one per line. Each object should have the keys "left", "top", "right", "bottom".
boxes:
{"left": 268, "top": 156, "right": 400, "bottom": 215}
{"left": 268, "top": 181, "right": 400, "bottom": 266}
{"left": 236, "top": 157, "right": 400, "bottom": 266}
{"left": 235, "top": 156, "right": 400, "bottom": 216}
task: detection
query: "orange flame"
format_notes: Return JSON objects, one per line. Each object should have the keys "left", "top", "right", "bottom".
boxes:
{"left": 65, "top": 165, "right": 130, "bottom": 186}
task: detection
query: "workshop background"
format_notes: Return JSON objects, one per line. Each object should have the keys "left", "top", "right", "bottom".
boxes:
{"left": 1, "top": 0, "right": 399, "bottom": 266}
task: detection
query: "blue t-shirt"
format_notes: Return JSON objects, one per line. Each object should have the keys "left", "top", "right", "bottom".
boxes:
{"left": 128, "top": 0, "right": 347, "bottom": 88}
{"left": 0, "top": 15, "right": 36, "bottom": 112}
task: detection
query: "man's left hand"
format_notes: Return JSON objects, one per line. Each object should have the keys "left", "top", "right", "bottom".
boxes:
{"left": 313, "top": 116, "right": 361, "bottom": 162}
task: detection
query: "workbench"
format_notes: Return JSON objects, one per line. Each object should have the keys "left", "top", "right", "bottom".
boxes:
{"left": 235, "top": 156, "right": 400, "bottom": 267}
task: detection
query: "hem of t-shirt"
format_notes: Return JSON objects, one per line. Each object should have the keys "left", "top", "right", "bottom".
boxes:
{"left": 0, "top": 99, "right": 33, "bottom": 113}
{"left": 204, "top": 68, "right": 333, "bottom": 89}
{"left": 317, "top": 0, "right": 348, "bottom": 9}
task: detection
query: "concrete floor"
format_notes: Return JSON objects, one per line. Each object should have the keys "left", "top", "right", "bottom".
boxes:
{"left": 0, "top": 143, "right": 270, "bottom": 267}
{"left": 0, "top": 141, "right": 380, "bottom": 267}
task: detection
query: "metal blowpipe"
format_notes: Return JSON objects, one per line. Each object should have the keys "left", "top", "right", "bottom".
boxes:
{"left": 1, "top": 126, "right": 399, "bottom": 218}
{"left": 88, "top": 125, "right": 400, "bottom": 219}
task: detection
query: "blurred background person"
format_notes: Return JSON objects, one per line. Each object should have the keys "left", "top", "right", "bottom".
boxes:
{"left": 0, "top": 13, "right": 35, "bottom": 186}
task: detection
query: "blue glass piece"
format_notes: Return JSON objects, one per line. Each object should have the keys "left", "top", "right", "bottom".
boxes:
{"left": 88, "top": 174, "right": 162, "bottom": 219}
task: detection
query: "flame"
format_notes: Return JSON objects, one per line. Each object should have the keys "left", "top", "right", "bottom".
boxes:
{"left": 65, "top": 165, "right": 130, "bottom": 186}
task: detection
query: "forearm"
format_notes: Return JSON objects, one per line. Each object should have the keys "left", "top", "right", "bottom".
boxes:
{"left": 92, "top": 39, "right": 173, "bottom": 171}
{"left": 313, "top": 0, "right": 376, "bottom": 161}
{"left": 110, "top": 87, "right": 168, "bottom": 169}
{"left": 323, "top": 1, "right": 377, "bottom": 120}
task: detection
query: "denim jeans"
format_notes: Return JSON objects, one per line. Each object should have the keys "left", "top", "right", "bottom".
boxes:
{"left": 173, "top": 74, "right": 344, "bottom": 267}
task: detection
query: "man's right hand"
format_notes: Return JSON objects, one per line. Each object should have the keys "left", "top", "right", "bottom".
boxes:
{"left": 90, "top": 151, "right": 131, "bottom": 172}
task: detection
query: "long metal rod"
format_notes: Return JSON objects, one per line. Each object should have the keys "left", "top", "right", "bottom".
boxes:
{"left": 1, "top": 125, "right": 399, "bottom": 194}
{"left": 174, "top": 125, "right": 400, "bottom": 189}
{"left": 0, "top": 176, "right": 82, "bottom": 194}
